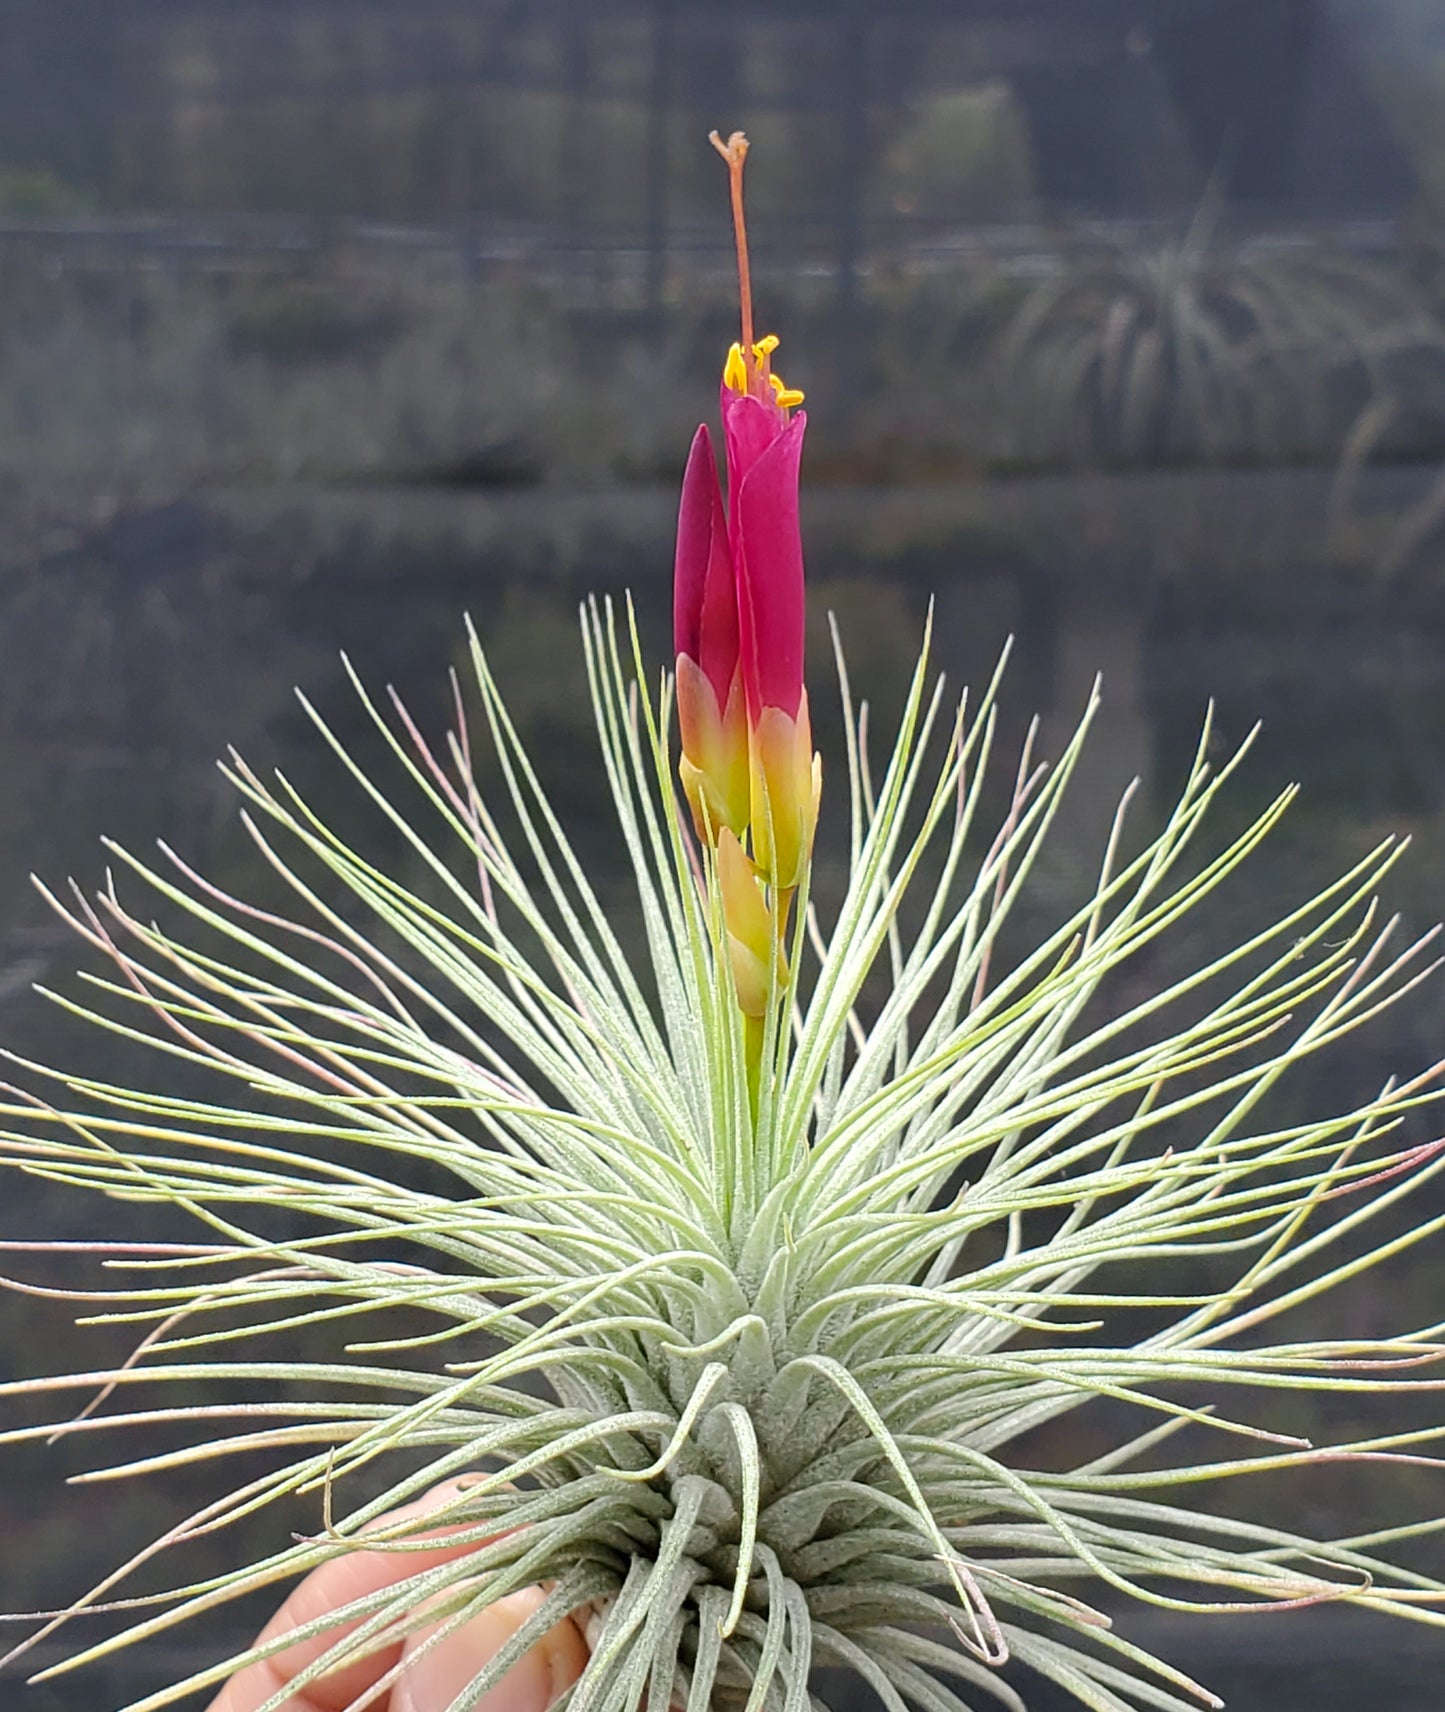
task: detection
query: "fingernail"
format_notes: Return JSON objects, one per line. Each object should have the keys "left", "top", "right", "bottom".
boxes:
{"left": 394, "top": 1588, "right": 589, "bottom": 1712}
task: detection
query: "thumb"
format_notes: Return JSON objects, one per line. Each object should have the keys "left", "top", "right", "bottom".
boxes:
{"left": 392, "top": 1588, "right": 589, "bottom": 1712}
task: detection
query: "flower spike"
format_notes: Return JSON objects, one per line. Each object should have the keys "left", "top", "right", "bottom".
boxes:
{"left": 676, "top": 129, "right": 819, "bottom": 938}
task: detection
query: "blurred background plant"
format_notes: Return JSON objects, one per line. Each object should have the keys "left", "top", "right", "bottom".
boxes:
{"left": 989, "top": 211, "right": 1445, "bottom": 467}
{"left": 0, "top": 167, "right": 96, "bottom": 218}
{"left": 13, "top": 233, "right": 1445, "bottom": 505}
{"left": 0, "top": 263, "right": 564, "bottom": 502}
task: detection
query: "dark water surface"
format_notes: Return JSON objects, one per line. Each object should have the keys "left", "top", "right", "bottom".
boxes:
{"left": 2, "top": 470, "right": 1443, "bottom": 1707}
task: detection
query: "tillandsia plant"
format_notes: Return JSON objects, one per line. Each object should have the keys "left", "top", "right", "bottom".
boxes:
{"left": 3, "top": 133, "right": 1445, "bottom": 1712}
{"left": 991, "top": 197, "right": 1445, "bottom": 469}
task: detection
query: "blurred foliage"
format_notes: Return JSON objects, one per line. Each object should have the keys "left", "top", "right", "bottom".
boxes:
{"left": 988, "top": 217, "right": 1445, "bottom": 466}
{"left": 1348, "top": 0, "right": 1445, "bottom": 212}
{"left": 0, "top": 167, "right": 95, "bottom": 218}
{"left": 878, "top": 82, "right": 1034, "bottom": 220}
{"left": 9, "top": 231, "right": 1445, "bottom": 513}
{"left": 0, "top": 261, "right": 564, "bottom": 500}
{"left": 225, "top": 286, "right": 405, "bottom": 365}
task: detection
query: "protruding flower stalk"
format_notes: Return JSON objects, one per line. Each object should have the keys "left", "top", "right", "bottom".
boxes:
{"left": 673, "top": 132, "right": 820, "bottom": 1079}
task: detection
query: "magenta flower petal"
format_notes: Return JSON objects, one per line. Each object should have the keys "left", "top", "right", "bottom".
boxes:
{"left": 720, "top": 385, "right": 787, "bottom": 493}
{"left": 673, "top": 424, "right": 737, "bottom": 702}
{"left": 732, "top": 408, "right": 807, "bottom": 720}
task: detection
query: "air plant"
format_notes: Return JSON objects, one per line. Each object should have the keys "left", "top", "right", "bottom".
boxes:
{"left": 993, "top": 193, "right": 1445, "bottom": 468}
{"left": 2, "top": 135, "right": 1445, "bottom": 1712}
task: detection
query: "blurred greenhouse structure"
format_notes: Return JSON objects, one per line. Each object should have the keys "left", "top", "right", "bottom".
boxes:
{"left": 0, "top": 2, "right": 1429, "bottom": 236}
{"left": 3, "top": 0, "right": 1445, "bottom": 484}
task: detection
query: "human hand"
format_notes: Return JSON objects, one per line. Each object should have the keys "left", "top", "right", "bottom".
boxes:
{"left": 206, "top": 1482, "right": 589, "bottom": 1712}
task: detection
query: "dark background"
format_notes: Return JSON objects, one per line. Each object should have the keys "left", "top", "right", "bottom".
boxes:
{"left": 0, "top": 2, "right": 1443, "bottom": 1707}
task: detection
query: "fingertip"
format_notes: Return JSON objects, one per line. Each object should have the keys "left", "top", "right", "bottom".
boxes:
{"left": 394, "top": 1589, "right": 589, "bottom": 1712}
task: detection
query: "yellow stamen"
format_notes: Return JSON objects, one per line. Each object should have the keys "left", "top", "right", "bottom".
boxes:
{"left": 723, "top": 343, "right": 749, "bottom": 395}
{"left": 725, "top": 335, "right": 803, "bottom": 410}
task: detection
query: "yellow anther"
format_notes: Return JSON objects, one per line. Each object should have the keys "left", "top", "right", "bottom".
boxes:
{"left": 723, "top": 336, "right": 802, "bottom": 409}
{"left": 723, "top": 342, "right": 749, "bottom": 394}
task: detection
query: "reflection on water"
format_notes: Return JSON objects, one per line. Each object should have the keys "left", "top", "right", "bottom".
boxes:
{"left": 2, "top": 471, "right": 1443, "bottom": 1709}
